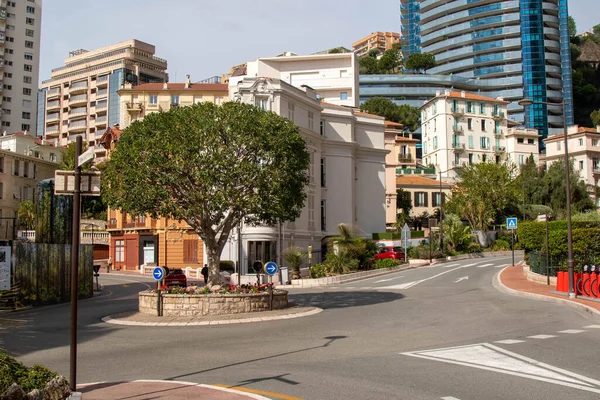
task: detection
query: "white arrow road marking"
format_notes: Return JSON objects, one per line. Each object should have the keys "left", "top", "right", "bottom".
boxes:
{"left": 374, "top": 276, "right": 404, "bottom": 283}
{"left": 476, "top": 263, "right": 494, "bottom": 268}
{"left": 402, "top": 343, "right": 600, "bottom": 394}
{"left": 527, "top": 334, "right": 557, "bottom": 339}
{"left": 494, "top": 339, "right": 526, "bottom": 345}
{"left": 379, "top": 263, "right": 480, "bottom": 290}
{"left": 558, "top": 329, "right": 586, "bottom": 334}
{"left": 454, "top": 276, "right": 469, "bottom": 283}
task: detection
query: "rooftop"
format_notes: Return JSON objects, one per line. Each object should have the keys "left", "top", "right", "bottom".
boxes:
{"left": 396, "top": 175, "right": 453, "bottom": 187}
{"left": 125, "top": 83, "right": 229, "bottom": 92}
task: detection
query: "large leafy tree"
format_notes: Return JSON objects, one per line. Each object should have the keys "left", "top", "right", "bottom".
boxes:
{"left": 591, "top": 109, "right": 600, "bottom": 126}
{"left": 102, "top": 102, "right": 310, "bottom": 285}
{"left": 378, "top": 44, "right": 402, "bottom": 74}
{"left": 405, "top": 53, "right": 436, "bottom": 74}
{"left": 359, "top": 97, "right": 420, "bottom": 132}
{"left": 358, "top": 54, "right": 380, "bottom": 75}
{"left": 542, "top": 160, "right": 594, "bottom": 219}
{"left": 445, "top": 162, "right": 518, "bottom": 231}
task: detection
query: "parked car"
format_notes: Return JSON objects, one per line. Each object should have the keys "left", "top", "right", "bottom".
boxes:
{"left": 375, "top": 246, "right": 405, "bottom": 261}
{"left": 164, "top": 268, "right": 187, "bottom": 287}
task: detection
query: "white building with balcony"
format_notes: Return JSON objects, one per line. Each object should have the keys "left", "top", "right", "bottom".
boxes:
{"left": 225, "top": 77, "right": 386, "bottom": 276}
{"left": 421, "top": 90, "right": 540, "bottom": 178}
{"left": 544, "top": 125, "right": 600, "bottom": 205}
{"left": 228, "top": 52, "right": 359, "bottom": 107}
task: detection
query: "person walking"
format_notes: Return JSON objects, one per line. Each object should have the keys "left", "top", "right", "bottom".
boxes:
{"left": 201, "top": 264, "right": 208, "bottom": 285}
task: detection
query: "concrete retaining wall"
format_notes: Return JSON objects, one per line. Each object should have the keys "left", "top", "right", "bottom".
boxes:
{"left": 523, "top": 265, "right": 557, "bottom": 286}
{"left": 139, "top": 290, "right": 288, "bottom": 317}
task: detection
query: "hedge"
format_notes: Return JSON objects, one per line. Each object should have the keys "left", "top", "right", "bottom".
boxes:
{"left": 373, "top": 231, "right": 425, "bottom": 240}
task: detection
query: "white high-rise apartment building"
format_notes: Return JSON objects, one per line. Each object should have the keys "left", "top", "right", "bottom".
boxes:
{"left": 38, "top": 39, "right": 168, "bottom": 153}
{"left": 1, "top": 0, "right": 42, "bottom": 135}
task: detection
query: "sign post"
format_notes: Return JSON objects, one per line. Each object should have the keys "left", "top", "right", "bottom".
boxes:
{"left": 401, "top": 223, "right": 411, "bottom": 263}
{"left": 265, "top": 262, "right": 278, "bottom": 311}
{"left": 153, "top": 267, "right": 165, "bottom": 317}
{"left": 507, "top": 217, "right": 518, "bottom": 266}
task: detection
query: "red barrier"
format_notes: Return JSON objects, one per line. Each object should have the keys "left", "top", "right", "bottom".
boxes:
{"left": 590, "top": 272, "right": 598, "bottom": 298}
{"left": 583, "top": 273, "right": 592, "bottom": 297}
{"left": 574, "top": 273, "right": 582, "bottom": 295}
{"left": 557, "top": 271, "right": 567, "bottom": 292}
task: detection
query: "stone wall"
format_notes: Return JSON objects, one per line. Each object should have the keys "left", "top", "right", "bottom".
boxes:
{"left": 139, "top": 290, "right": 288, "bottom": 317}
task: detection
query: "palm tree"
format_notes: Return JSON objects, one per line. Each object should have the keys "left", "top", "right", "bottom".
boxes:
{"left": 324, "top": 251, "right": 359, "bottom": 275}
{"left": 443, "top": 214, "right": 474, "bottom": 253}
{"left": 282, "top": 246, "right": 307, "bottom": 280}
{"left": 17, "top": 200, "right": 35, "bottom": 230}
{"left": 330, "top": 223, "right": 361, "bottom": 252}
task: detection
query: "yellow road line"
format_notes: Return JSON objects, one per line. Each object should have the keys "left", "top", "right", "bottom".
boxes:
{"left": 213, "top": 384, "right": 303, "bottom": 400}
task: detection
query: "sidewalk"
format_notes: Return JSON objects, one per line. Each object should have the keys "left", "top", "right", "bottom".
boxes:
{"left": 497, "top": 265, "right": 600, "bottom": 316}
{"left": 78, "top": 380, "right": 274, "bottom": 399}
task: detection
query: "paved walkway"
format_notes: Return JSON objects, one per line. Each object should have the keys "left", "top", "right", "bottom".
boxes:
{"left": 103, "top": 305, "right": 322, "bottom": 326}
{"left": 498, "top": 265, "right": 600, "bottom": 316}
{"left": 78, "top": 380, "right": 276, "bottom": 399}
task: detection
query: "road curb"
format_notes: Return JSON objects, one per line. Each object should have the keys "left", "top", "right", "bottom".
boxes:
{"left": 101, "top": 307, "right": 324, "bottom": 327}
{"left": 78, "top": 380, "right": 271, "bottom": 399}
{"left": 493, "top": 266, "right": 600, "bottom": 318}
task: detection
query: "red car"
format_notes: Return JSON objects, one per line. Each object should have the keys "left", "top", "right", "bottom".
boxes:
{"left": 164, "top": 268, "right": 187, "bottom": 287}
{"left": 375, "top": 246, "right": 405, "bottom": 261}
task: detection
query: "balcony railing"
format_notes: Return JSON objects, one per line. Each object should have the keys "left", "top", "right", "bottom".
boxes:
{"left": 47, "top": 87, "right": 61, "bottom": 98}
{"left": 452, "top": 143, "right": 466, "bottom": 151}
{"left": 124, "top": 222, "right": 136, "bottom": 229}
{"left": 46, "top": 126, "right": 59, "bottom": 135}
{"left": 69, "top": 94, "right": 88, "bottom": 105}
{"left": 96, "top": 89, "right": 108, "bottom": 98}
{"left": 46, "top": 113, "right": 60, "bottom": 122}
{"left": 146, "top": 103, "right": 161, "bottom": 111}
{"left": 47, "top": 100, "right": 61, "bottom": 110}
{"left": 97, "top": 75, "right": 109, "bottom": 83}
{"left": 492, "top": 111, "right": 505, "bottom": 120}
{"left": 451, "top": 107, "right": 465, "bottom": 116}
{"left": 68, "top": 120, "right": 87, "bottom": 131}
{"left": 107, "top": 223, "right": 117, "bottom": 230}
{"left": 126, "top": 102, "right": 143, "bottom": 111}
{"left": 398, "top": 153, "right": 413, "bottom": 163}
{"left": 493, "top": 146, "right": 506, "bottom": 153}
{"left": 69, "top": 107, "right": 87, "bottom": 116}
{"left": 96, "top": 101, "right": 108, "bottom": 111}
{"left": 453, "top": 126, "right": 464, "bottom": 134}
{"left": 494, "top": 130, "right": 504, "bottom": 136}
{"left": 593, "top": 167, "right": 600, "bottom": 174}
{"left": 96, "top": 115, "right": 107, "bottom": 123}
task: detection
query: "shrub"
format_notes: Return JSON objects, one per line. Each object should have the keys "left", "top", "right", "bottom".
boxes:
{"left": 490, "top": 239, "right": 511, "bottom": 251}
{"left": 0, "top": 354, "right": 59, "bottom": 394}
{"left": 310, "top": 264, "right": 327, "bottom": 278}
{"left": 408, "top": 245, "right": 443, "bottom": 260}
{"left": 374, "top": 258, "right": 402, "bottom": 269}
{"left": 323, "top": 251, "right": 359, "bottom": 275}
{"left": 465, "top": 242, "right": 483, "bottom": 254}
{"left": 282, "top": 246, "right": 307, "bottom": 279}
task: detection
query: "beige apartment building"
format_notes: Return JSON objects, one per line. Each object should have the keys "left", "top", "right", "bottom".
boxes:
{"left": 0, "top": 0, "right": 43, "bottom": 134}
{"left": 0, "top": 131, "right": 61, "bottom": 239}
{"left": 396, "top": 175, "right": 453, "bottom": 218}
{"left": 117, "top": 76, "right": 229, "bottom": 129}
{"left": 38, "top": 39, "right": 168, "bottom": 157}
{"left": 352, "top": 32, "right": 401, "bottom": 57}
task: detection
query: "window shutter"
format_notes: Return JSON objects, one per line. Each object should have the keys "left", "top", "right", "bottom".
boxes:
{"left": 414, "top": 192, "right": 418, "bottom": 206}
{"left": 424, "top": 192, "right": 429, "bottom": 207}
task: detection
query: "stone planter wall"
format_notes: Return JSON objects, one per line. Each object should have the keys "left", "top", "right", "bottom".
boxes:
{"left": 138, "top": 290, "right": 288, "bottom": 317}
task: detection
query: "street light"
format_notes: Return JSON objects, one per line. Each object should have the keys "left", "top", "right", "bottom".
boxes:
{"left": 518, "top": 98, "right": 575, "bottom": 298}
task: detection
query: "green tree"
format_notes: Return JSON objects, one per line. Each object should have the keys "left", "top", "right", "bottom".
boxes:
{"left": 17, "top": 200, "right": 35, "bottom": 230}
{"left": 359, "top": 97, "right": 421, "bottom": 132}
{"left": 102, "top": 102, "right": 310, "bottom": 285}
{"left": 396, "top": 188, "right": 412, "bottom": 215}
{"left": 568, "top": 16, "right": 577, "bottom": 38}
{"left": 543, "top": 160, "right": 594, "bottom": 219}
{"left": 377, "top": 45, "right": 402, "bottom": 74}
{"left": 442, "top": 214, "right": 474, "bottom": 253}
{"left": 405, "top": 53, "right": 436, "bottom": 74}
{"left": 331, "top": 223, "right": 361, "bottom": 252}
{"left": 591, "top": 109, "right": 600, "bottom": 126}
{"left": 445, "top": 162, "right": 518, "bottom": 232}
{"left": 358, "top": 54, "right": 380, "bottom": 74}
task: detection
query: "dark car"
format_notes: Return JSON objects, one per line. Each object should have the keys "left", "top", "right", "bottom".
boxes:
{"left": 164, "top": 268, "right": 187, "bottom": 287}
{"left": 375, "top": 246, "right": 405, "bottom": 261}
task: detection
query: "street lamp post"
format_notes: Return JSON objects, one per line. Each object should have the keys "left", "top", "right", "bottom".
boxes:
{"left": 518, "top": 99, "right": 575, "bottom": 298}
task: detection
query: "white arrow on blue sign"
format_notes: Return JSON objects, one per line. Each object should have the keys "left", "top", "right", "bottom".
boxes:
{"left": 265, "top": 262, "right": 278, "bottom": 276}
{"left": 506, "top": 218, "right": 518, "bottom": 230}
{"left": 152, "top": 267, "right": 165, "bottom": 281}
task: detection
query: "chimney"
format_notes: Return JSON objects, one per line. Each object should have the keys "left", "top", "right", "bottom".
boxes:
{"left": 460, "top": 91, "right": 466, "bottom": 98}
{"left": 435, "top": 90, "right": 440, "bottom": 96}
{"left": 444, "top": 89, "right": 450, "bottom": 96}
{"left": 185, "top": 74, "right": 191, "bottom": 89}
{"left": 163, "top": 82, "right": 168, "bottom": 89}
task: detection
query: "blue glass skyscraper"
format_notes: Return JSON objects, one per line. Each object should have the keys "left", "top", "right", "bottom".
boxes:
{"left": 400, "top": 0, "right": 574, "bottom": 141}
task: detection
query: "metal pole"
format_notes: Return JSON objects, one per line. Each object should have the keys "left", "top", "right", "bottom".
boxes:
{"left": 511, "top": 229, "right": 515, "bottom": 266}
{"left": 237, "top": 222, "right": 242, "bottom": 287}
{"left": 439, "top": 171, "right": 444, "bottom": 253}
{"left": 545, "top": 215, "right": 550, "bottom": 286}
{"left": 70, "top": 136, "right": 82, "bottom": 392}
{"left": 563, "top": 102, "right": 575, "bottom": 298}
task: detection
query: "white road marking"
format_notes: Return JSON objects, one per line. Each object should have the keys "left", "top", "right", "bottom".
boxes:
{"left": 494, "top": 339, "right": 526, "bottom": 345}
{"left": 402, "top": 343, "right": 600, "bottom": 394}
{"left": 379, "top": 262, "right": 479, "bottom": 290}
{"left": 527, "top": 334, "right": 557, "bottom": 339}
{"left": 584, "top": 325, "right": 600, "bottom": 329}
{"left": 442, "top": 263, "right": 460, "bottom": 268}
{"left": 441, "top": 397, "right": 461, "bottom": 400}
{"left": 374, "top": 276, "right": 404, "bottom": 283}
{"left": 558, "top": 329, "right": 586, "bottom": 334}
{"left": 476, "top": 263, "right": 494, "bottom": 268}
{"left": 454, "top": 276, "right": 469, "bottom": 283}
{"left": 496, "top": 264, "right": 509, "bottom": 268}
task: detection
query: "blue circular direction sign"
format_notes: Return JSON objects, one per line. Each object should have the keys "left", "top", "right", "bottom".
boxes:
{"left": 153, "top": 267, "right": 165, "bottom": 281}
{"left": 264, "top": 262, "right": 278, "bottom": 276}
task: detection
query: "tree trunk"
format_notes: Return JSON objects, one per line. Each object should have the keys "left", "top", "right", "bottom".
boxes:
{"left": 206, "top": 246, "right": 221, "bottom": 287}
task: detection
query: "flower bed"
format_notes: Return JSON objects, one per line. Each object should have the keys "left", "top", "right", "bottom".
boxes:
{"left": 139, "top": 285, "right": 288, "bottom": 317}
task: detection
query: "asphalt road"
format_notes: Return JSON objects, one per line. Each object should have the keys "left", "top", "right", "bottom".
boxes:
{"left": 2, "top": 256, "right": 600, "bottom": 400}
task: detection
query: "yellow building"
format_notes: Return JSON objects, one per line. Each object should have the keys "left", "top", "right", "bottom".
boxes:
{"left": 352, "top": 32, "right": 401, "bottom": 57}
{"left": 104, "top": 80, "right": 229, "bottom": 271}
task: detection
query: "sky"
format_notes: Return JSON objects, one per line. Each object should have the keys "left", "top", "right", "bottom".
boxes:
{"left": 39, "top": 0, "right": 600, "bottom": 83}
